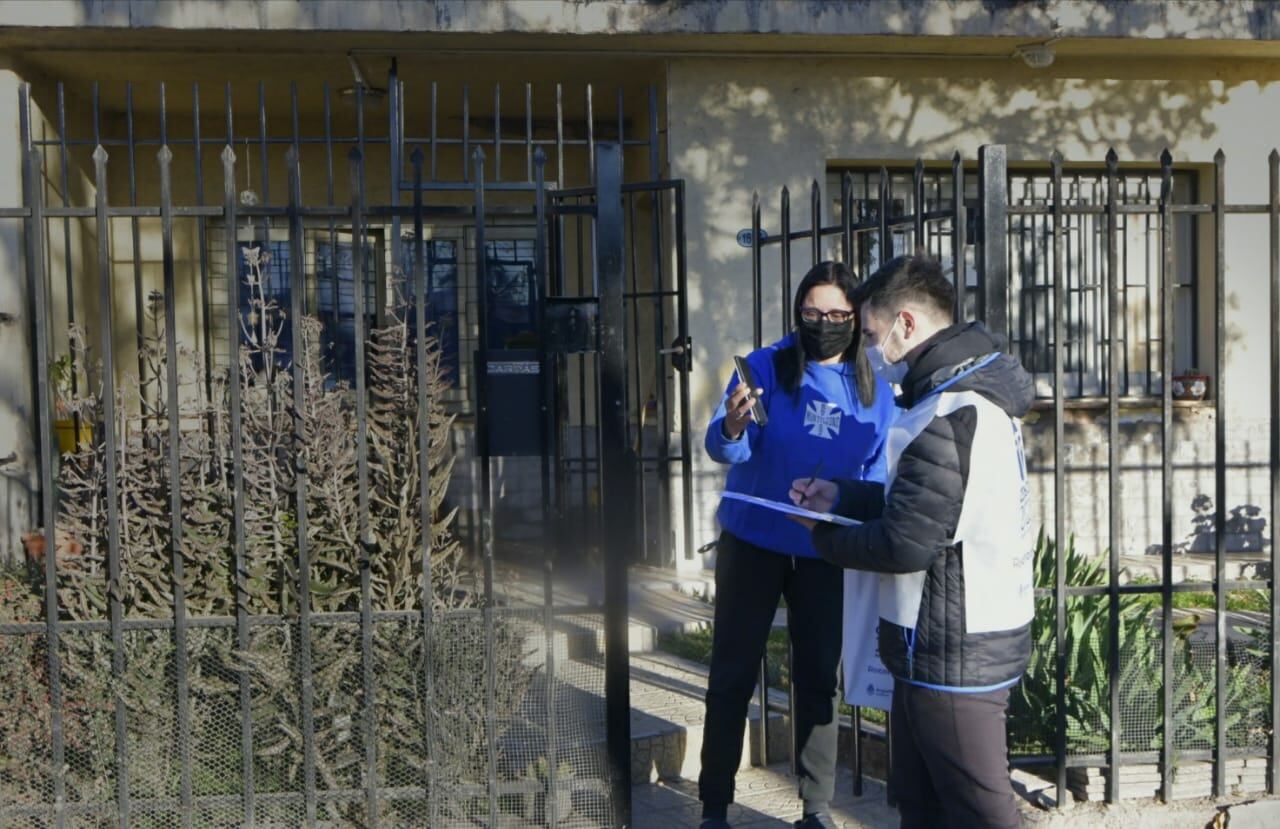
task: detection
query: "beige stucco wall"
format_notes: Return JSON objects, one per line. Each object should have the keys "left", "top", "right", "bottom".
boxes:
{"left": 668, "top": 54, "right": 1280, "bottom": 568}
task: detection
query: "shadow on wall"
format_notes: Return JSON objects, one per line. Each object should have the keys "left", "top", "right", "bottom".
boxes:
{"left": 674, "top": 60, "right": 1244, "bottom": 418}
{"left": 1174, "top": 496, "right": 1270, "bottom": 555}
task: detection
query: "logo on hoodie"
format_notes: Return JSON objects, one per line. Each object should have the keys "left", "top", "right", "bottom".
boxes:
{"left": 804, "top": 400, "right": 842, "bottom": 439}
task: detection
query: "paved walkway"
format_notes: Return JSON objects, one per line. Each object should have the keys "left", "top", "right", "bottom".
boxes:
{"left": 633, "top": 764, "right": 898, "bottom": 829}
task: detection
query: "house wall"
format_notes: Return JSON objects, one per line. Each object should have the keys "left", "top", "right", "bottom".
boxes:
{"left": 0, "top": 59, "right": 100, "bottom": 566}
{"left": 668, "top": 54, "right": 1280, "bottom": 570}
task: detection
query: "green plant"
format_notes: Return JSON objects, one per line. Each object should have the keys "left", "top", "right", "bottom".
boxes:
{"left": 1009, "top": 529, "right": 1272, "bottom": 760}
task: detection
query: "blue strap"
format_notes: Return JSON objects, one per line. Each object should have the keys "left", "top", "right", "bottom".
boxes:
{"left": 899, "top": 675, "right": 1022, "bottom": 694}
{"left": 917, "top": 351, "right": 1002, "bottom": 402}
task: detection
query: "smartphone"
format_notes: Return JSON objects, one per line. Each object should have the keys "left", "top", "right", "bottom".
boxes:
{"left": 732, "top": 356, "right": 768, "bottom": 427}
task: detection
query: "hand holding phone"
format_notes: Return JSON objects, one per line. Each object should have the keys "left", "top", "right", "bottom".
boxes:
{"left": 727, "top": 355, "right": 768, "bottom": 432}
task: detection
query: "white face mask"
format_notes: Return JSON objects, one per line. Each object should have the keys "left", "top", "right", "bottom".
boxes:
{"left": 866, "top": 316, "right": 908, "bottom": 385}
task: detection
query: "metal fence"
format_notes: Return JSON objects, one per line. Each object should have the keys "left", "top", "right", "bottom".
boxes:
{"left": 747, "top": 147, "right": 1280, "bottom": 805}
{"left": 0, "top": 75, "right": 689, "bottom": 828}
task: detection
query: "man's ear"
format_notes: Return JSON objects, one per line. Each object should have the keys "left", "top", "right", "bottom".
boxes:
{"left": 899, "top": 308, "right": 917, "bottom": 340}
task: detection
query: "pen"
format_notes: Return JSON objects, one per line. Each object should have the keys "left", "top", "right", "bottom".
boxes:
{"left": 801, "top": 459, "right": 824, "bottom": 505}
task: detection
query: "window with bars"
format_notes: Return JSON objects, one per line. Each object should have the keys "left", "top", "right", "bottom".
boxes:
{"left": 828, "top": 166, "right": 1201, "bottom": 400}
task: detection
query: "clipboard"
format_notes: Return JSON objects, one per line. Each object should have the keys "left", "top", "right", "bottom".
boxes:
{"left": 721, "top": 491, "right": 860, "bottom": 527}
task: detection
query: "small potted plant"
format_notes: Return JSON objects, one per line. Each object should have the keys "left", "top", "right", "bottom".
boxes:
{"left": 1171, "top": 367, "right": 1209, "bottom": 402}
{"left": 50, "top": 353, "right": 92, "bottom": 454}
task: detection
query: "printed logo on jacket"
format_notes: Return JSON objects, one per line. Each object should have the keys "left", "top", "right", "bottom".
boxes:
{"left": 803, "top": 400, "right": 842, "bottom": 439}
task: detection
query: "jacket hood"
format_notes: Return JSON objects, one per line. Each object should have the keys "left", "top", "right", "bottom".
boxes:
{"left": 897, "top": 322, "right": 1035, "bottom": 418}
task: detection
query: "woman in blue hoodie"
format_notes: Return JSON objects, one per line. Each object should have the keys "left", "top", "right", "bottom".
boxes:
{"left": 700, "top": 261, "right": 896, "bottom": 829}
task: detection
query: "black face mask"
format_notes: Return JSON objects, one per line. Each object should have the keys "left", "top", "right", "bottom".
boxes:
{"left": 798, "top": 319, "right": 855, "bottom": 361}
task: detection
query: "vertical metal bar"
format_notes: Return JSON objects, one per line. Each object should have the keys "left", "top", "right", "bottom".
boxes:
{"left": 258, "top": 79, "right": 270, "bottom": 204}
{"left": 850, "top": 704, "right": 862, "bottom": 797}
{"left": 430, "top": 82, "right": 438, "bottom": 181}
{"left": 323, "top": 84, "right": 341, "bottom": 376}
{"left": 841, "top": 171, "right": 853, "bottom": 268}
{"left": 749, "top": 186, "right": 768, "bottom": 767}
{"left": 92, "top": 141, "right": 131, "bottom": 828}
{"left": 913, "top": 158, "right": 925, "bottom": 251}
{"left": 877, "top": 166, "right": 891, "bottom": 266}
{"left": 462, "top": 85, "right": 470, "bottom": 183}
{"left": 55, "top": 85, "right": 77, "bottom": 405}
{"left": 494, "top": 84, "right": 502, "bottom": 182}
{"left": 23, "top": 84, "right": 66, "bottom": 829}
{"left": 810, "top": 179, "right": 821, "bottom": 265}
{"left": 283, "top": 142, "right": 318, "bottom": 827}
{"left": 472, "top": 147, "right": 501, "bottom": 827}
{"left": 222, "top": 143, "right": 255, "bottom": 827}
{"left": 126, "top": 83, "right": 147, "bottom": 411}
{"left": 596, "top": 142, "right": 633, "bottom": 829}
{"left": 555, "top": 84, "right": 566, "bottom": 185}
{"left": 389, "top": 63, "right": 403, "bottom": 296}
{"left": 951, "top": 153, "right": 966, "bottom": 321}
{"left": 1159, "top": 149, "right": 1176, "bottom": 804}
{"left": 646, "top": 85, "right": 673, "bottom": 569}
{"left": 193, "top": 84, "right": 214, "bottom": 408}
{"left": 586, "top": 85, "right": 595, "bottom": 182}
{"left": 978, "top": 146, "right": 1009, "bottom": 336}
{"left": 627, "top": 191, "right": 649, "bottom": 562}
{"left": 532, "top": 148, "right": 560, "bottom": 829}
{"left": 1104, "top": 148, "right": 1122, "bottom": 804}
{"left": 675, "top": 182, "right": 694, "bottom": 563}
{"left": 409, "top": 144, "right": 438, "bottom": 825}
{"left": 1213, "top": 148, "right": 1228, "bottom": 798}
{"left": 526, "top": 83, "right": 534, "bottom": 182}
{"left": 751, "top": 192, "right": 762, "bottom": 358}
{"left": 780, "top": 187, "right": 791, "bottom": 339}
{"left": 158, "top": 122, "right": 195, "bottom": 829}
{"left": 347, "top": 134, "right": 380, "bottom": 826}
{"left": 1050, "top": 151, "right": 1068, "bottom": 807}
{"left": 1270, "top": 148, "right": 1280, "bottom": 797}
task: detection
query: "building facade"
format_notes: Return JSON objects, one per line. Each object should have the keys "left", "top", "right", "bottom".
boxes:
{"left": 1, "top": 0, "right": 1277, "bottom": 575}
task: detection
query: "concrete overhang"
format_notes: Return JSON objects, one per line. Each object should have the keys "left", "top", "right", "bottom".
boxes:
{"left": 0, "top": 1, "right": 1279, "bottom": 61}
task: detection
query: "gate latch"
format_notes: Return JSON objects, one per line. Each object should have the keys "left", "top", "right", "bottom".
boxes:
{"left": 660, "top": 336, "right": 692, "bottom": 373}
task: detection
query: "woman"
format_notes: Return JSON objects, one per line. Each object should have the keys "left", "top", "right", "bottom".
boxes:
{"left": 700, "top": 261, "right": 896, "bottom": 829}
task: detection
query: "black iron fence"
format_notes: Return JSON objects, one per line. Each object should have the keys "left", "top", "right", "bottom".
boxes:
{"left": 747, "top": 147, "right": 1279, "bottom": 806}
{"left": 0, "top": 76, "right": 688, "bottom": 829}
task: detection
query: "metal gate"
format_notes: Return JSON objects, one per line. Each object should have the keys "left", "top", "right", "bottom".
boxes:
{"left": 746, "top": 147, "right": 1280, "bottom": 807}
{"left": 0, "top": 71, "right": 689, "bottom": 829}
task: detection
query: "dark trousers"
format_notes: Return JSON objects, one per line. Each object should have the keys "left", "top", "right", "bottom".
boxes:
{"left": 699, "top": 531, "right": 844, "bottom": 814}
{"left": 890, "top": 681, "right": 1023, "bottom": 829}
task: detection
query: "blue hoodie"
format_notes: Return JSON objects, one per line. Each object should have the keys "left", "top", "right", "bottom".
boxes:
{"left": 706, "top": 334, "right": 896, "bottom": 559}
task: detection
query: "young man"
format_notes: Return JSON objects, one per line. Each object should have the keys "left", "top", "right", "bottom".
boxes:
{"left": 790, "top": 255, "right": 1035, "bottom": 829}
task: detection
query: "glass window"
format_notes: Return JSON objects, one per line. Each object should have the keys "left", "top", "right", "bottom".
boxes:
{"left": 315, "top": 238, "right": 379, "bottom": 385}
{"left": 400, "top": 238, "right": 461, "bottom": 380}
{"left": 829, "top": 166, "right": 1199, "bottom": 399}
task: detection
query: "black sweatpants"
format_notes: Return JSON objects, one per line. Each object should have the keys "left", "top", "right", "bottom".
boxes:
{"left": 698, "top": 531, "right": 844, "bottom": 815}
{"left": 890, "top": 681, "right": 1023, "bottom": 829}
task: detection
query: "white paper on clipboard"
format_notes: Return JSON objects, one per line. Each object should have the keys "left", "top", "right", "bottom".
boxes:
{"left": 720, "top": 491, "right": 860, "bottom": 526}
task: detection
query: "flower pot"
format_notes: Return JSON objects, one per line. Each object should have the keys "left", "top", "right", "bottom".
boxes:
{"left": 1171, "top": 373, "right": 1209, "bottom": 402}
{"left": 54, "top": 419, "right": 92, "bottom": 455}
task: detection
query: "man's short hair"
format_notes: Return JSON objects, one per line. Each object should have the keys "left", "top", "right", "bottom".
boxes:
{"left": 856, "top": 255, "right": 954, "bottom": 322}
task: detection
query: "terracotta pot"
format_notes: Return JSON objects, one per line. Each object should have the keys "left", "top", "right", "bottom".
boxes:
{"left": 1171, "top": 373, "right": 1209, "bottom": 401}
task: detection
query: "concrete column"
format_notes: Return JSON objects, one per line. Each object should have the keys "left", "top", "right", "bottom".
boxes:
{"left": 0, "top": 61, "right": 35, "bottom": 567}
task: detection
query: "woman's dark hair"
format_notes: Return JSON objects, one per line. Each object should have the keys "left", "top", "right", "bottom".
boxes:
{"left": 772, "top": 260, "right": 877, "bottom": 407}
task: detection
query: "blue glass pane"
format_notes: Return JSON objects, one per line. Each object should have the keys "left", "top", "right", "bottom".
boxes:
{"left": 400, "top": 238, "right": 460, "bottom": 379}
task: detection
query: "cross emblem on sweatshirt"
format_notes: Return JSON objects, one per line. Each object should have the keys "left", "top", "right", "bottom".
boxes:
{"left": 804, "top": 400, "right": 842, "bottom": 439}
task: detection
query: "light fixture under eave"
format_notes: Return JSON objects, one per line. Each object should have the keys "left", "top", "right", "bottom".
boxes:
{"left": 1015, "top": 42, "right": 1057, "bottom": 69}
{"left": 343, "top": 53, "right": 387, "bottom": 102}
